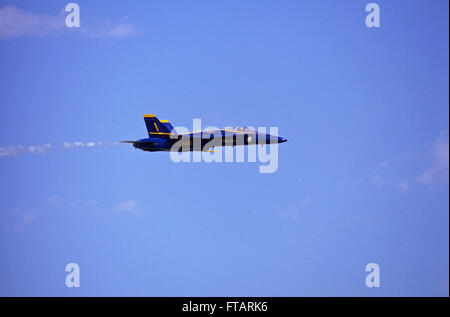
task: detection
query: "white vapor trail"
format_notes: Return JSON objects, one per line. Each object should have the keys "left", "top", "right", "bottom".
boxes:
{"left": 0, "top": 141, "right": 119, "bottom": 158}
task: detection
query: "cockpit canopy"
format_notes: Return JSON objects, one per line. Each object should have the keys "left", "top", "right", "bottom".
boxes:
{"left": 232, "top": 126, "right": 253, "bottom": 131}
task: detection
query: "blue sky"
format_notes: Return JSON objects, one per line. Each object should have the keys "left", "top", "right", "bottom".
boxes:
{"left": 0, "top": 0, "right": 448, "bottom": 296}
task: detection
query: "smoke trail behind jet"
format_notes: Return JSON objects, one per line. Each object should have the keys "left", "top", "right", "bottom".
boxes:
{"left": 0, "top": 141, "right": 119, "bottom": 158}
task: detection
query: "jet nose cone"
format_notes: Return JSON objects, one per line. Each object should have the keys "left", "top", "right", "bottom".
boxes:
{"left": 278, "top": 137, "right": 287, "bottom": 143}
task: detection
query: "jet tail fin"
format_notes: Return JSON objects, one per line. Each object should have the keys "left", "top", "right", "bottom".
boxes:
{"left": 143, "top": 114, "right": 173, "bottom": 136}
{"left": 160, "top": 120, "right": 175, "bottom": 133}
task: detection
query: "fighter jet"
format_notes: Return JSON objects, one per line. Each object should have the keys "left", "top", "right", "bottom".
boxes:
{"left": 121, "top": 114, "right": 287, "bottom": 152}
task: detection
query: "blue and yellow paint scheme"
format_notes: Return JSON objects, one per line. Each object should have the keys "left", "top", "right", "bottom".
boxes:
{"left": 120, "top": 114, "right": 287, "bottom": 152}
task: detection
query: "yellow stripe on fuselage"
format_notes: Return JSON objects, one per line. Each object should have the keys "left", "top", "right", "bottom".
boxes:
{"left": 149, "top": 132, "right": 173, "bottom": 135}
{"left": 148, "top": 129, "right": 258, "bottom": 136}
